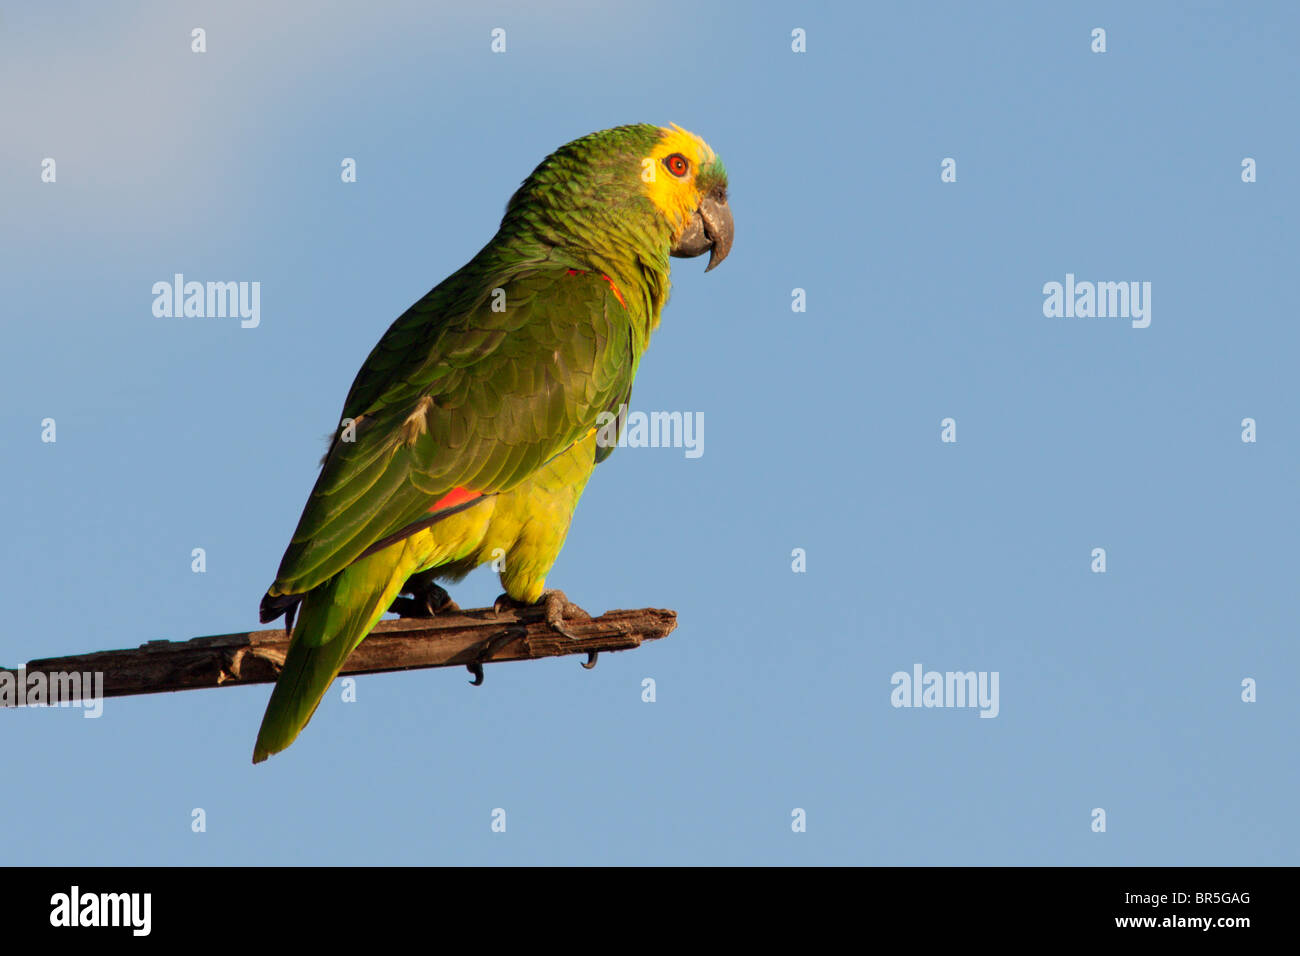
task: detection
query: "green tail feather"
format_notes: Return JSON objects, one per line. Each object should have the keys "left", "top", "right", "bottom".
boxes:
{"left": 252, "top": 559, "right": 407, "bottom": 763}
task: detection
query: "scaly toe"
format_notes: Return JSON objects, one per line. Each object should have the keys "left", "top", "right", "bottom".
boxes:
{"left": 541, "top": 589, "right": 592, "bottom": 640}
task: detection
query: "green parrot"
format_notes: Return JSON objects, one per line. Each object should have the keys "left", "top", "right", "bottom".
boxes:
{"left": 253, "top": 123, "right": 732, "bottom": 763}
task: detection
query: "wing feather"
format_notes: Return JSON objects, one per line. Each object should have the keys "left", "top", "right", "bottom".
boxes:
{"left": 265, "top": 265, "right": 632, "bottom": 600}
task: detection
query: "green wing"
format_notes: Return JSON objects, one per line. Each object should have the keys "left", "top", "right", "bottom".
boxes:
{"left": 265, "top": 264, "right": 635, "bottom": 601}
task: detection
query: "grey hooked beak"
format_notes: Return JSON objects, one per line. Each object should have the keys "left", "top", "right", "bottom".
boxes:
{"left": 670, "top": 188, "right": 733, "bottom": 272}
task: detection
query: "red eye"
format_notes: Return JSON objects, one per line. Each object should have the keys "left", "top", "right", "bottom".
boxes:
{"left": 664, "top": 153, "right": 689, "bottom": 178}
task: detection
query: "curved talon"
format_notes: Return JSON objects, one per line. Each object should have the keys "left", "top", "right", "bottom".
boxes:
{"left": 427, "top": 591, "right": 459, "bottom": 616}
{"left": 467, "top": 662, "right": 484, "bottom": 686}
{"left": 541, "top": 589, "right": 591, "bottom": 641}
{"left": 581, "top": 651, "right": 598, "bottom": 670}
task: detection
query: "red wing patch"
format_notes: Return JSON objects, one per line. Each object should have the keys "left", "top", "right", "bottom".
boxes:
{"left": 355, "top": 486, "right": 490, "bottom": 562}
{"left": 565, "top": 268, "right": 626, "bottom": 309}
{"left": 428, "top": 486, "right": 481, "bottom": 513}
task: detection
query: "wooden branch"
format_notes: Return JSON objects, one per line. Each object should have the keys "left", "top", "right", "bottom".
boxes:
{"left": 1, "top": 606, "right": 677, "bottom": 701}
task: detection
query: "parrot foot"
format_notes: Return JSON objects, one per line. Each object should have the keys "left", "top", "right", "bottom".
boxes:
{"left": 389, "top": 576, "right": 459, "bottom": 618}
{"left": 493, "top": 589, "right": 592, "bottom": 640}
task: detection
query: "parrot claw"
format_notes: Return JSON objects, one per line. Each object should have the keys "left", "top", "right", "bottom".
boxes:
{"left": 493, "top": 589, "right": 592, "bottom": 640}
{"left": 582, "top": 651, "right": 598, "bottom": 670}
{"left": 466, "top": 629, "right": 522, "bottom": 688}
{"left": 389, "top": 578, "right": 459, "bottom": 618}
{"left": 540, "top": 589, "right": 592, "bottom": 640}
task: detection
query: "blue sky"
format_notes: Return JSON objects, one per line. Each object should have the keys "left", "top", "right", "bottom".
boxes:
{"left": 2, "top": 0, "right": 1296, "bottom": 864}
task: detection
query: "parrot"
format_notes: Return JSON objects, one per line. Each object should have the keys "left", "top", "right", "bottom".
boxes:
{"left": 252, "top": 123, "right": 732, "bottom": 763}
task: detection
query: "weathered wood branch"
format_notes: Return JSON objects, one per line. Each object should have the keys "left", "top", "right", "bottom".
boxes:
{"left": 2, "top": 606, "right": 677, "bottom": 700}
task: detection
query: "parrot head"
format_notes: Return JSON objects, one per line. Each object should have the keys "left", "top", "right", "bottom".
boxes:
{"left": 644, "top": 124, "right": 733, "bottom": 272}
{"left": 503, "top": 123, "right": 733, "bottom": 274}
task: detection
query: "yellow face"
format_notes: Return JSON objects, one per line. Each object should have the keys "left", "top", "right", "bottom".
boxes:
{"left": 642, "top": 124, "right": 722, "bottom": 240}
